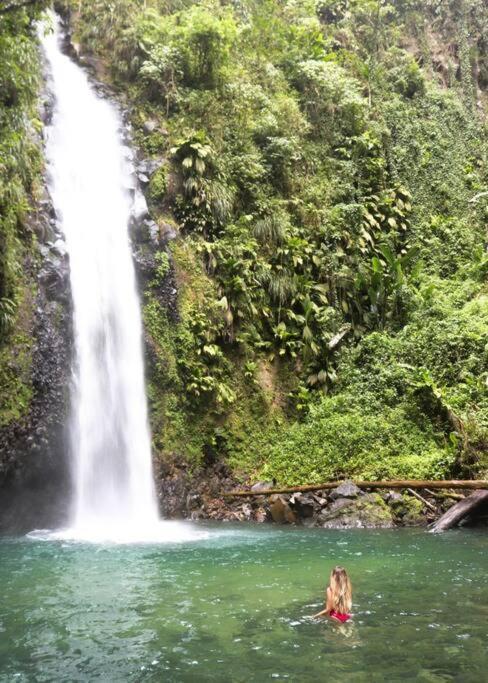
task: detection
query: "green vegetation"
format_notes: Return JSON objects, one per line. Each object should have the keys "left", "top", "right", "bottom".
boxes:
{"left": 0, "top": 2, "right": 47, "bottom": 425}
{"left": 54, "top": 0, "right": 488, "bottom": 481}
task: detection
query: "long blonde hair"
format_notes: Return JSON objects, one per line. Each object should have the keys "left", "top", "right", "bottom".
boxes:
{"left": 329, "top": 566, "right": 352, "bottom": 613}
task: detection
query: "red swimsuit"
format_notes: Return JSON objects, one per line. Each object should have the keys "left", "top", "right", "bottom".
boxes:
{"left": 329, "top": 610, "right": 351, "bottom": 623}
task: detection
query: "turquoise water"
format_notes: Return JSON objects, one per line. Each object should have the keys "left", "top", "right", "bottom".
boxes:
{"left": 0, "top": 524, "right": 487, "bottom": 682}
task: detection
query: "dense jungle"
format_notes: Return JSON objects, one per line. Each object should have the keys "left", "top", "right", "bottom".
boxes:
{"left": 1, "top": 0, "right": 487, "bottom": 493}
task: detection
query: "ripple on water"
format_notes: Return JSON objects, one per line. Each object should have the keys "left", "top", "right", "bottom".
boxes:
{"left": 0, "top": 527, "right": 487, "bottom": 682}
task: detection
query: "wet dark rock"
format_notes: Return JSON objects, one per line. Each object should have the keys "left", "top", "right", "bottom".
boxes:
{"left": 186, "top": 493, "right": 202, "bottom": 510}
{"left": 40, "top": 90, "right": 55, "bottom": 126}
{"left": 81, "top": 55, "right": 101, "bottom": 73}
{"left": 329, "top": 481, "right": 361, "bottom": 500}
{"left": 155, "top": 455, "right": 240, "bottom": 521}
{"left": 289, "top": 492, "right": 315, "bottom": 518}
{"left": 133, "top": 218, "right": 160, "bottom": 247}
{"left": 39, "top": 256, "right": 70, "bottom": 304}
{"left": 0, "top": 193, "right": 73, "bottom": 533}
{"left": 154, "top": 463, "right": 445, "bottom": 528}
{"left": 159, "top": 473, "right": 190, "bottom": 518}
{"left": 312, "top": 494, "right": 328, "bottom": 507}
{"left": 392, "top": 495, "right": 426, "bottom": 526}
{"left": 148, "top": 223, "right": 160, "bottom": 245}
{"left": 38, "top": 199, "right": 56, "bottom": 220}
{"left": 241, "top": 503, "right": 253, "bottom": 520}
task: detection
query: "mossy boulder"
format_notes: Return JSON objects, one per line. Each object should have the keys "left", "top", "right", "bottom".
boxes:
{"left": 320, "top": 493, "right": 394, "bottom": 529}
{"left": 390, "top": 494, "right": 426, "bottom": 526}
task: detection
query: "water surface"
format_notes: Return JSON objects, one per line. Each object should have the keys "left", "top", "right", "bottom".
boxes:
{"left": 0, "top": 525, "right": 486, "bottom": 682}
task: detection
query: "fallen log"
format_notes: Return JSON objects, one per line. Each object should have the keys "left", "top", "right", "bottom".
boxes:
{"left": 406, "top": 488, "right": 437, "bottom": 512}
{"left": 424, "top": 488, "right": 465, "bottom": 501}
{"left": 429, "top": 490, "right": 488, "bottom": 533}
{"left": 223, "top": 480, "right": 488, "bottom": 498}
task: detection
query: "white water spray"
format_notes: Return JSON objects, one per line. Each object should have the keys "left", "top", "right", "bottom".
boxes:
{"left": 38, "top": 15, "right": 202, "bottom": 543}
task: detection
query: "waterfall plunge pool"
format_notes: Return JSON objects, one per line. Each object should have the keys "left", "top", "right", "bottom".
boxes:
{"left": 0, "top": 525, "right": 486, "bottom": 682}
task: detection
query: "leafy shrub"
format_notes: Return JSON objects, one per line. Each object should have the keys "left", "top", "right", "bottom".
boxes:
{"left": 257, "top": 396, "right": 455, "bottom": 485}
{"left": 148, "top": 165, "right": 168, "bottom": 202}
{"left": 293, "top": 60, "right": 366, "bottom": 139}
{"left": 383, "top": 48, "right": 425, "bottom": 98}
{"left": 137, "top": 3, "right": 237, "bottom": 93}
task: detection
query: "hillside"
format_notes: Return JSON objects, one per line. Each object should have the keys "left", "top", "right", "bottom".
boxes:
{"left": 1, "top": 0, "right": 487, "bottom": 490}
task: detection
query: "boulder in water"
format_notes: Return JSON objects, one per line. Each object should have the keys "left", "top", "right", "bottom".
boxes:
{"left": 269, "top": 495, "right": 298, "bottom": 524}
{"left": 320, "top": 493, "right": 394, "bottom": 529}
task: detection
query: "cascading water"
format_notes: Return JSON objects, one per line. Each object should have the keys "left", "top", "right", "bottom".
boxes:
{"left": 37, "top": 14, "right": 202, "bottom": 543}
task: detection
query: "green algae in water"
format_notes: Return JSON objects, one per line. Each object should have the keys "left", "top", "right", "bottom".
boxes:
{"left": 0, "top": 526, "right": 487, "bottom": 682}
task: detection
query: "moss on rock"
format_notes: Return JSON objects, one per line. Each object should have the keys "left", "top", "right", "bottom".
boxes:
{"left": 320, "top": 493, "right": 394, "bottom": 529}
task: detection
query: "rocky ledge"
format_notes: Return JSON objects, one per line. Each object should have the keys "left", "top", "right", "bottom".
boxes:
{"left": 155, "top": 460, "right": 475, "bottom": 529}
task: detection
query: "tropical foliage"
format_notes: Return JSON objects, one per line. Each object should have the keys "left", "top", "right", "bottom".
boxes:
{"left": 0, "top": 2, "right": 48, "bottom": 426}
{"left": 10, "top": 0, "right": 488, "bottom": 482}
{"left": 0, "top": 3, "right": 45, "bottom": 337}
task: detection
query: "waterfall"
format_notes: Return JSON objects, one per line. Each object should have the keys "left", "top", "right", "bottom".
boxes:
{"left": 39, "top": 14, "right": 162, "bottom": 542}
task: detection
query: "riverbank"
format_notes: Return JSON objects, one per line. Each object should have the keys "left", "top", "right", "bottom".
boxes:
{"left": 156, "top": 459, "right": 488, "bottom": 530}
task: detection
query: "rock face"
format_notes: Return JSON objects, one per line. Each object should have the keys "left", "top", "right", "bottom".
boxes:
{"left": 0, "top": 192, "right": 73, "bottom": 533}
{"left": 155, "top": 456, "right": 240, "bottom": 520}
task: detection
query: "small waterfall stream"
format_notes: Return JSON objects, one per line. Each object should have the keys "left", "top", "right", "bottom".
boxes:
{"left": 39, "top": 14, "right": 171, "bottom": 542}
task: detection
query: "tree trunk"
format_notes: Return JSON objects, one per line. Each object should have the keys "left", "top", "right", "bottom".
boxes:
{"left": 223, "top": 480, "right": 488, "bottom": 498}
{"left": 429, "top": 490, "right": 488, "bottom": 533}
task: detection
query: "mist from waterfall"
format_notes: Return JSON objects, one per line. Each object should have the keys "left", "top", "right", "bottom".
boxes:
{"left": 39, "top": 14, "right": 167, "bottom": 542}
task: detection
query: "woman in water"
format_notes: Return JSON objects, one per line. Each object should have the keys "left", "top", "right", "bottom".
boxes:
{"left": 313, "top": 566, "right": 352, "bottom": 623}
